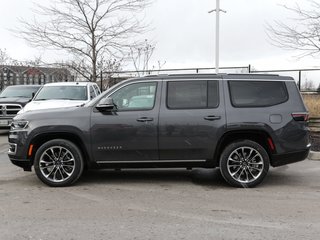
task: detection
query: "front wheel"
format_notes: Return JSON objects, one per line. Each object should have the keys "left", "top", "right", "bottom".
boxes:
{"left": 34, "top": 139, "right": 84, "bottom": 187}
{"left": 219, "top": 140, "right": 270, "bottom": 188}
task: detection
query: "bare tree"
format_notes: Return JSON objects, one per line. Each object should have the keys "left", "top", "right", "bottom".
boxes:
{"left": 267, "top": 1, "right": 320, "bottom": 58}
{"left": 302, "top": 78, "right": 315, "bottom": 91}
{"left": 153, "top": 60, "right": 166, "bottom": 74}
{"left": 0, "top": 49, "right": 12, "bottom": 65}
{"left": 0, "top": 49, "right": 26, "bottom": 66}
{"left": 129, "top": 39, "right": 155, "bottom": 76}
{"left": 17, "top": 0, "right": 151, "bottom": 82}
{"left": 128, "top": 39, "right": 166, "bottom": 76}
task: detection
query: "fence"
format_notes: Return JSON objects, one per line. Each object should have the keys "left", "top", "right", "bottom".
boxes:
{"left": 99, "top": 65, "right": 250, "bottom": 91}
{"left": 251, "top": 68, "right": 320, "bottom": 92}
{"left": 309, "top": 118, "right": 320, "bottom": 132}
{"left": 99, "top": 65, "right": 320, "bottom": 92}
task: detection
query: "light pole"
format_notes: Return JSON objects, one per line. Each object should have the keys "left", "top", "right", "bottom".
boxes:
{"left": 209, "top": 0, "right": 226, "bottom": 74}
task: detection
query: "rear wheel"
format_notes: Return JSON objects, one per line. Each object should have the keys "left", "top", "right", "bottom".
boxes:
{"left": 34, "top": 139, "right": 84, "bottom": 187}
{"left": 219, "top": 140, "right": 270, "bottom": 188}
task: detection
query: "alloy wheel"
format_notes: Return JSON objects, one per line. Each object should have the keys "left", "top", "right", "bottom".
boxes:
{"left": 39, "top": 146, "right": 76, "bottom": 183}
{"left": 227, "top": 146, "right": 264, "bottom": 184}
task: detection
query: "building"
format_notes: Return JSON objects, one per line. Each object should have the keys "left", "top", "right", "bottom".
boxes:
{"left": 0, "top": 65, "right": 73, "bottom": 90}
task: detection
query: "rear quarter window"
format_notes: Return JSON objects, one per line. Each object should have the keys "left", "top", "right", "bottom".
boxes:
{"left": 93, "top": 84, "right": 101, "bottom": 95}
{"left": 228, "top": 81, "right": 288, "bottom": 107}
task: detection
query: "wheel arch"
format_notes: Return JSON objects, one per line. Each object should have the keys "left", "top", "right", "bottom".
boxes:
{"left": 213, "top": 130, "right": 275, "bottom": 167}
{"left": 28, "top": 132, "right": 90, "bottom": 168}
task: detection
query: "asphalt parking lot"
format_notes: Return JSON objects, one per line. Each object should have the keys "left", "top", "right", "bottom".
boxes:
{"left": 0, "top": 131, "right": 320, "bottom": 240}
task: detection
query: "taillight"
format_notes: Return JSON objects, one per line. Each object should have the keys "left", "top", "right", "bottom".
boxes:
{"left": 291, "top": 112, "right": 309, "bottom": 121}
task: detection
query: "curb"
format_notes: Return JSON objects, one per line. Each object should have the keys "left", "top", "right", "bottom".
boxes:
{"left": 308, "top": 151, "right": 320, "bottom": 161}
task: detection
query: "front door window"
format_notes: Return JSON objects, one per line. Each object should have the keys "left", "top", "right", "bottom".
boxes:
{"left": 110, "top": 82, "right": 157, "bottom": 111}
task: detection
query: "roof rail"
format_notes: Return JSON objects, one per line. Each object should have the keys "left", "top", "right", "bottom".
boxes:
{"left": 227, "top": 73, "right": 280, "bottom": 77}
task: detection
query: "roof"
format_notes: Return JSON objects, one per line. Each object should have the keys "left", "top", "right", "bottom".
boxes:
{"left": 43, "top": 81, "right": 94, "bottom": 87}
{"left": 124, "top": 73, "right": 295, "bottom": 83}
{"left": 0, "top": 65, "right": 70, "bottom": 75}
{"left": 5, "top": 84, "right": 41, "bottom": 88}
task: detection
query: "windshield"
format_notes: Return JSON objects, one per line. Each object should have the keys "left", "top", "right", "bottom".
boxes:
{"left": 0, "top": 86, "right": 40, "bottom": 98}
{"left": 34, "top": 85, "right": 88, "bottom": 101}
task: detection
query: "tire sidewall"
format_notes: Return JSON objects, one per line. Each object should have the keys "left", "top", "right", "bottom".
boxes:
{"left": 34, "top": 139, "right": 84, "bottom": 187}
{"left": 220, "top": 140, "right": 270, "bottom": 188}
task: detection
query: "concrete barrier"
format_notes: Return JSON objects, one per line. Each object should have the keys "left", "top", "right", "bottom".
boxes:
{"left": 308, "top": 151, "right": 320, "bottom": 161}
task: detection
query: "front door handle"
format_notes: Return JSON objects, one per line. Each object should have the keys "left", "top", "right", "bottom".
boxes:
{"left": 137, "top": 117, "right": 154, "bottom": 122}
{"left": 204, "top": 115, "right": 221, "bottom": 121}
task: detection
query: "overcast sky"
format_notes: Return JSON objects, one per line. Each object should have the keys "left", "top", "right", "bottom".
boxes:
{"left": 0, "top": 0, "right": 318, "bottom": 71}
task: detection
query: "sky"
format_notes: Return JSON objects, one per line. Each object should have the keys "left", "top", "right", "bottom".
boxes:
{"left": 0, "top": 0, "right": 319, "bottom": 73}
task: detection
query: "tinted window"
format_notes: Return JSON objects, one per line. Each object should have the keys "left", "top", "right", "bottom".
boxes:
{"left": 34, "top": 86, "right": 88, "bottom": 101}
{"left": 208, "top": 81, "right": 219, "bottom": 108}
{"left": 229, "top": 81, "right": 288, "bottom": 107}
{"left": 89, "top": 86, "right": 96, "bottom": 99}
{"left": 167, "top": 81, "right": 219, "bottom": 109}
{"left": 0, "top": 86, "right": 40, "bottom": 98}
{"left": 110, "top": 82, "right": 157, "bottom": 111}
{"left": 93, "top": 85, "right": 101, "bottom": 95}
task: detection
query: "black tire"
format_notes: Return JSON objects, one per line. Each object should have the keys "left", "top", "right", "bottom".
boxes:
{"left": 34, "top": 139, "right": 84, "bottom": 187}
{"left": 219, "top": 140, "right": 270, "bottom": 188}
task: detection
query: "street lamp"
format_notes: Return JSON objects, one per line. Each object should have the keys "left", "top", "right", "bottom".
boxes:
{"left": 209, "top": 0, "right": 226, "bottom": 74}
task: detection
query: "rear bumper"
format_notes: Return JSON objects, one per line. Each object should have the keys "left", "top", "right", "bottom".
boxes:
{"left": 271, "top": 146, "right": 310, "bottom": 167}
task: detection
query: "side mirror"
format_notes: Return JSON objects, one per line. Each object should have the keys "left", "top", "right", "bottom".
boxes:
{"left": 96, "top": 97, "right": 116, "bottom": 111}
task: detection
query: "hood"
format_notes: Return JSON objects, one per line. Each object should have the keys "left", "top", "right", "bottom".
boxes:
{"left": 20, "top": 99, "right": 87, "bottom": 114}
{"left": 14, "top": 104, "right": 90, "bottom": 123}
{"left": 0, "top": 97, "right": 31, "bottom": 105}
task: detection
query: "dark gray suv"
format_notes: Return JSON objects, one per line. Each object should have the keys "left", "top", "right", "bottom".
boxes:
{"left": 8, "top": 74, "right": 310, "bottom": 187}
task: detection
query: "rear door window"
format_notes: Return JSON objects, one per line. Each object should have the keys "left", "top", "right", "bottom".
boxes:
{"left": 167, "top": 80, "right": 219, "bottom": 109}
{"left": 228, "top": 81, "right": 288, "bottom": 107}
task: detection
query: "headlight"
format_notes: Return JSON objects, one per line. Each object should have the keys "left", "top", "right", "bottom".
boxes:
{"left": 11, "top": 120, "right": 29, "bottom": 130}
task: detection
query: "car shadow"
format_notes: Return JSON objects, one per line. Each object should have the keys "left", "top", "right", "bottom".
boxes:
{"left": 263, "top": 165, "right": 305, "bottom": 187}
{"left": 78, "top": 168, "right": 230, "bottom": 188}
{"left": 76, "top": 166, "right": 304, "bottom": 189}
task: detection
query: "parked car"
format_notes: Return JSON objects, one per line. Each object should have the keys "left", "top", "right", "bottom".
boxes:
{"left": 0, "top": 85, "right": 41, "bottom": 128}
{"left": 18, "top": 82, "right": 101, "bottom": 114}
{"left": 8, "top": 74, "right": 310, "bottom": 187}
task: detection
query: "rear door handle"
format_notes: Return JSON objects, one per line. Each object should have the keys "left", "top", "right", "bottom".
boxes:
{"left": 204, "top": 115, "right": 221, "bottom": 121}
{"left": 137, "top": 117, "right": 154, "bottom": 122}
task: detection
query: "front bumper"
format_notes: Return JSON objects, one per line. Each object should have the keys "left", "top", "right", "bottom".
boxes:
{"left": 8, "top": 129, "right": 32, "bottom": 171}
{"left": 0, "top": 118, "right": 13, "bottom": 128}
{"left": 9, "top": 156, "right": 32, "bottom": 171}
